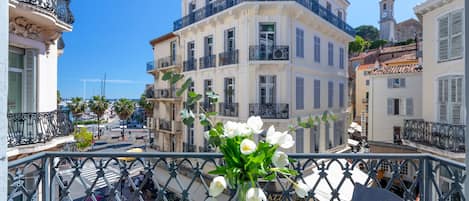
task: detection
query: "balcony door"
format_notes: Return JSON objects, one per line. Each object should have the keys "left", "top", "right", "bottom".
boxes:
{"left": 259, "top": 75, "right": 276, "bottom": 105}
{"left": 8, "top": 47, "right": 36, "bottom": 113}
{"left": 224, "top": 78, "right": 235, "bottom": 105}
{"left": 259, "top": 23, "right": 275, "bottom": 60}
{"left": 170, "top": 40, "right": 177, "bottom": 64}
{"left": 187, "top": 42, "right": 195, "bottom": 60}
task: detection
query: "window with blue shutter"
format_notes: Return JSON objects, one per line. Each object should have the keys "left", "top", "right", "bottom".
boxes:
{"left": 339, "top": 83, "right": 344, "bottom": 108}
{"left": 314, "top": 80, "right": 321, "bottom": 109}
{"left": 296, "top": 77, "right": 304, "bottom": 110}
{"left": 328, "top": 81, "right": 333, "bottom": 108}
{"left": 296, "top": 28, "right": 304, "bottom": 58}
{"left": 328, "top": 42, "right": 334, "bottom": 66}
{"left": 314, "top": 36, "right": 321, "bottom": 63}
{"left": 296, "top": 128, "right": 304, "bottom": 153}
{"left": 339, "top": 47, "right": 344, "bottom": 69}
{"left": 406, "top": 98, "right": 413, "bottom": 116}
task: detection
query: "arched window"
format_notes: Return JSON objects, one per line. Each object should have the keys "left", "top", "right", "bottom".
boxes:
{"left": 383, "top": 3, "right": 387, "bottom": 10}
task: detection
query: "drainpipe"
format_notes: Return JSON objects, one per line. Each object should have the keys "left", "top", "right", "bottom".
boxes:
{"left": 465, "top": 2, "right": 469, "bottom": 198}
{"left": 0, "top": 0, "right": 8, "bottom": 199}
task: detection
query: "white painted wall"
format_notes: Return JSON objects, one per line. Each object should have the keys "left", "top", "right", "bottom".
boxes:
{"left": 0, "top": 0, "right": 8, "bottom": 199}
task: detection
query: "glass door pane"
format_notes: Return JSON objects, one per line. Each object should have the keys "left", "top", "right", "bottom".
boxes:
{"left": 8, "top": 71, "right": 22, "bottom": 113}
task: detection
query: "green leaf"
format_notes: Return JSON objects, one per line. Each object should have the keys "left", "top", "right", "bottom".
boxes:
{"left": 264, "top": 173, "right": 276, "bottom": 181}
{"left": 177, "top": 79, "right": 193, "bottom": 97}
{"left": 206, "top": 112, "right": 218, "bottom": 116}
{"left": 162, "top": 71, "right": 173, "bottom": 81}
{"left": 170, "top": 74, "right": 184, "bottom": 85}
{"left": 209, "top": 167, "right": 227, "bottom": 175}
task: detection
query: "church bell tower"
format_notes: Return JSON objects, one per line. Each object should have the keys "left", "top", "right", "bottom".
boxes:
{"left": 379, "top": 0, "right": 396, "bottom": 42}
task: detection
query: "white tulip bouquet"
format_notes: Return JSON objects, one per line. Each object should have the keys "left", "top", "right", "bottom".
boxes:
{"left": 206, "top": 116, "right": 308, "bottom": 200}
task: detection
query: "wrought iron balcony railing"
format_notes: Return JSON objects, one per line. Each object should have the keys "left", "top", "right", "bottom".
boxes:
{"left": 8, "top": 152, "right": 464, "bottom": 201}
{"left": 249, "top": 45, "right": 290, "bottom": 61}
{"left": 17, "top": 0, "right": 74, "bottom": 25}
{"left": 219, "top": 50, "right": 239, "bottom": 66}
{"left": 403, "top": 119, "right": 466, "bottom": 153}
{"left": 249, "top": 103, "right": 289, "bottom": 119}
{"left": 199, "top": 55, "right": 217, "bottom": 69}
{"left": 201, "top": 102, "right": 217, "bottom": 113}
{"left": 183, "top": 58, "right": 197, "bottom": 72}
{"left": 173, "top": 0, "right": 355, "bottom": 37}
{"left": 157, "top": 119, "right": 182, "bottom": 134}
{"left": 157, "top": 55, "right": 181, "bottom": 69}
{"left": 218, "top": 102, "right": 238, "bottom": 117}
{"left": 154, "top": 88, "right": 179, "bottom": 99}
{"left": 146, "top": 60, "right": 155, "bottom": 72}
{"left": 158, "top": 118, "right": 172, "bottom": 132}
{"left": 7, "top": 110, "right": 73, "bottom": 147}
{"left": 183, "top": 142, "right": 197, "bottom": 152}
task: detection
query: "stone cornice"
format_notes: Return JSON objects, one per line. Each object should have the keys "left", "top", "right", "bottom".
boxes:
{"left": 414, "top": 0, "right": 455, "bottom": 17}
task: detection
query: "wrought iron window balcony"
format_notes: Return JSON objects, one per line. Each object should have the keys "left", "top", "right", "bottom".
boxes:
{"left": 7, "top": 152, "right": 464, "bottom": 201}
{"left": 183, "top": 142, "right": 197, "bottom": 152}
{"left": 157, "top": 119, "right": 182, "bottom": 133}
{"left": 7, "top": 110, "right": 73, "bottom": 147}
{"left": 249, "top": 45, "right": 290, "bottom": 61}
{"left": 157, "top": 55, "right": 181, "bottom": 69}
{"left": 249, "top": 103, "right": 289, "bottom": 119}
{"left": 403, "top": 119, "right": 466, "bottom": 153}
{"left": 173, "top": 0, "right": 355, "bottom": 37}
{"left": 218, "top": 102, "right": 238, "bottom": 117}
{"left": 219, "top": 50, "right": 239, "bottom": 66}
{"left": 199, "top": 55, "right": 217, "bottom": 69}
{"left": 154, "top": 88, "right": 180, "bottom": 99}
{"left": 146, "top": 60, "right": 155, "bottom": 72}
{"left": 183, "top": 58, "right": 197, "bottom": 72}
{"left": 201, "top": 102, "right": 217, "bottom": 113}
{"left": 16, "top": 0, "right": 75, "bottom": 25}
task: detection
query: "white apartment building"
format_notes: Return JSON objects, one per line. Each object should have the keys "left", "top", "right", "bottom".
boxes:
{"left": 7, "top": 0, "right": 74, "bottom": 158}
{"left": 368, "top": 63, "right": 422, "bottom": 143}
{"left": 148, "top": 0, "right": 355, "bottom": 153}
{"left": 400, "top": 0, "right": 465, "bottom": 160}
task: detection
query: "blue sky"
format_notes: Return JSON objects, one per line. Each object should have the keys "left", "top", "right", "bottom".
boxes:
{"left": 58, "top": 0, "right": 423, "bottom": 99}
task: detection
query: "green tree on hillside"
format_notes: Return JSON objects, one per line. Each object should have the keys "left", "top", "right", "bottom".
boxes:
{"left": 355, "top": 25, "right": 379, "bottom": 41}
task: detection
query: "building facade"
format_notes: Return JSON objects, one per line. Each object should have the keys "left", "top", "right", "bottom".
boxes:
{"left": 148, "top": 0, "right": 355, "bottom": 153}
{"left": 404, "top": 0, "right": 465, "bottom": 159}
{"left": 7, "top": 0, "right": 74, "bottom": 158}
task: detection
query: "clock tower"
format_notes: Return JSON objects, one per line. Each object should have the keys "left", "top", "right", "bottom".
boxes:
{"left": 379, "top": 0, "right": 396, "bottom": 42}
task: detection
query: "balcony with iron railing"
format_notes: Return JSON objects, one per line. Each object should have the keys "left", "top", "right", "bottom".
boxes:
{"left": 157, "top": 55, "right": 181, "bottom": 70}
{"left": 182, "top": 142, "right": 197, "bottom": 152}
{"left": 150, "top": 88, "right": 180, "bottom": 101}
{"left": 201, "top": 102, "right": 217, "bottom": 113}
{"left": 403, "top": 119, "right": 466, "bottom": 153}
{"left": 183, "top": 58, "right": 197, "bottom": 72}
{"left": 249, "top": 103, "right": 289, "bottom": 119}
{"left": 157, "top": 118, "right": 182, "bottom": 134}
{"left": 249, "top": 45, "right": 290, "bottom": 61}
{"left": 219, "top": 50, "right": 239, "bottom": 66}
{"left": 146, "top": 60, "right": 155, "bottom": 72}
{"left": 7, "top": 110, "right": 74, "bottom": 148}
{"left": 218, "top": 102, "right": 238, "bottom": 117}
{"left": 14, "top": 0, "right": 75, "bottom": 25}
{"left": 173, "top": 0, "right": 355, "bottom": 37}
{"left": 7, "top": 152, "right": 465, "bottom": 200}
{"left": 199, "top": 55, "right": 217, "bottom": 69}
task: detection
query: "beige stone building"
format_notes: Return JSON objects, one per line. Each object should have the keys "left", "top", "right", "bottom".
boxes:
{"left": 147, "top": 0, "right": 355, "bottom": 153}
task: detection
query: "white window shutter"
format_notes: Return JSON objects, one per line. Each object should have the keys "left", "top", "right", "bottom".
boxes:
{"left": 451, "top": 79, "right": 457, "bottom": 102}
{"left": 400, "top": 78, "right": 406, "bottom": 88}
{"left": 439, "top": 104, "right": 447, "bottom": 122}
{"left": 387, "top": 98, "right": 393, "bottom": 115}
{"left": 452, "top": 104, "right": 462, "bottom": 124}
{"left": 450, "top": 11, "right": 463, "bottom": 58}
{"left": 388, "top": 78, "right": 393, "bottom": 88}
{"left": 406, "top": 98, "right": 413, "bottom": 116}
{"left": 25, "top": 49, "right": 37, "bottom": 113}
{"left": 438, "top": 15, "right": 449, "bottom": 61}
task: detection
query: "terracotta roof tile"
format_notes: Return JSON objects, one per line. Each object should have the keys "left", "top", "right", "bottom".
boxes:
{"left": 370, "top": 63, "right": 422, "bottom": 75}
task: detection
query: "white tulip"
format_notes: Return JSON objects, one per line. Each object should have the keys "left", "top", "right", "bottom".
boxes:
{"left": 272, "top": 151, "right": 289, "bottom": 167}
{"left": 294, "top": 181, "right": 310, "bottom": 198}
{"left": 247, "top": 116, "right": 263, "bottom": 134}
{"left": 266, "top": 126, "right": 295, "bottom": 149}
{"left": 209, "top": 176, "right": 227, "bottom": 197}
{"left": 240, "top": 139, "right": 257, "bottom": 155}
{"left": 246, "top": 188, "right": 267, "bottom": 201}
{"left": 224, "top": 121, "right": 239, "bottom": 138}
{"left": 204, "top": 131, "right": 210, "bottom": 140}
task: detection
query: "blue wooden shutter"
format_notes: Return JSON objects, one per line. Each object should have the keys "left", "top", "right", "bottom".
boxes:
{"left": 296, "top": 128, "right": 304, "bottom": 153}
{"left": 296, "top": 77, "right": 304, "bottom": 110}
{"left": 339, "top": 83, "right": 344, "bottom": 108}
{"left": 314, "top": 80, "right": 321, "bottom": 108}
{"left": 328, "top": 81, "right": 333, "bottom": 108}
{"left": 406, "top": 98, "right": 413, "bottom": 116}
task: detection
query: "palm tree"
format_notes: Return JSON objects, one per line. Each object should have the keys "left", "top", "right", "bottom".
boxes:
{"left": 139, "top": 94, "right": 154, "bottom": 144}
{"left": 88, "top": 96, "right": 109, "bottom": 139}
{"left": 113, "top": 98, "right": 135, "bottom": 140}
{"left": 68, "top": 97, "right": 86, "bottom": 130}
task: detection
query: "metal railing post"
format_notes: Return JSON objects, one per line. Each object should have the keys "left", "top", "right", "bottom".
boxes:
{"left": 421, "top": 156, "right": 433, "bottom": 201}
{"left": 42, "top": 156, "right": 51, "bottom": 201}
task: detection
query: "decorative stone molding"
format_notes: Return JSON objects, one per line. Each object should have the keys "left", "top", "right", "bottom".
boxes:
{"left": 9, "top": 17, "right": 42, "bottom": 40}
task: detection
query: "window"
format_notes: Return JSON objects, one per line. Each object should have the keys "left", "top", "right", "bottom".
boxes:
{"left": 326, "top": 2, "right": 332, "bottom": 12}
{"left": 224, "top": 78, "right": 235, "bottom": 104}
{"left": 338, "top": 11, "right": 343, "bottom": 20}
{"left": 365, "top": 80, "right": 370, "bottom": 86}
{"left": 328, "top": 42, "right": 334, "bottom": 66}
{"left": 170, "top": 41, "right": 177, "bottom": 63}
{"left": 406, "top": 98, "right": 414, "bottom": 116}
{"left": 314, "top": 36, "right": 321, "bottom": 63}
{"left": 187, "top": 41, "right": 195, "bottom": 59}
{"left": 314, "top": 80, "right": 321, "bottom": 109}
{"left": 296, "top": 77, "right": 304, "bottom": 110}
{"left": 383, "top": 3, "right": 387, "bottom": 10}
{"left": 339, "top": 83, "right": 344, "bottom": 108}
{"left": 204, "top": 79, "right": 213, "bottom": 105}
{"left": 328, "top": 81, "right": 334, "bottom": 108}
{"left": 339, "top": 47, "right": 345, "bottom": 69}
{"left": 438, "top": 10, "right": 463, "bottom": 61}
{"left": 387, "top": 98, "right": 401, "bottom": 116}
{"left": 8, "top": 47, "right": 37, "bottom": 113}
{"left": 438, "top": 76, "right": 464, "bottom": 124}
{"left": 204, "top": 35, "right": 213, "bottom": 56}
{"left": 296, "top": 128, "right": 304, "bottom": 153}
{"left": 225, "top": 28, "right": 235, "bottom": 52}
{"left": 259, "top": 23, "right": 276, "bottom": 60}
{"left": 189, "top": 1, "right": 196, "bottom": 13}
{"left": 387, "top": 78, "right": 406, "bottom": 88}
{"left": 259, "top": 75, "right": 276, "bottom": 104}
{"left": 296, "top": 28, "right": 304, "bottom": 58}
